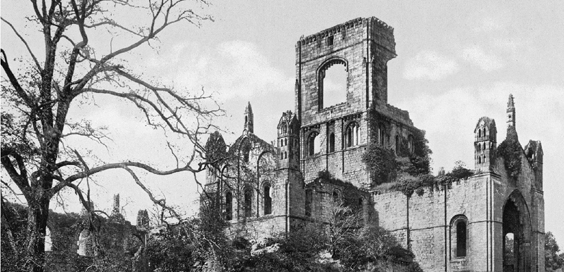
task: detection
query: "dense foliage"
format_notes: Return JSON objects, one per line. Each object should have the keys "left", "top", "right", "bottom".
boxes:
{"left": 496, "top": 127, "right": 522, "bottom": 182}
{"left": 362, "top": 145, "right": 398, "bottom": 186}
{"left": 545, "top": 232, "right": 564, "bottom": 271}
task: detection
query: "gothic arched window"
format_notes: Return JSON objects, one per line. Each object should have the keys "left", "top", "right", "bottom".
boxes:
{"left": 408, "top": 135, "right": 415, "bottom": 154}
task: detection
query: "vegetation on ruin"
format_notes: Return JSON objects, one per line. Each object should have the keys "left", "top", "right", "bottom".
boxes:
{"left": 496, "top": 127, "right": 522, "bottom": 182}
{"left": 362, "top": 110, "right": 432, "bottom": 188}
{"left": 226, "top": 206, "right": 423, "bottom": 272}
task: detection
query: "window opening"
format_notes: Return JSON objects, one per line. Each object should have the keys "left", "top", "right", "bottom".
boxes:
{"left": 333, "top": 190, "right": 340, "bottom": 203}
{"left": 244, "top": 188, "right": 252, "bottom": 217}
{"left": 225, "top": 191, "right": 233, "bottom": 220}
{"left": 379, "top": 124, "right": 386, "bottom": 146}
{"left": 319, "top": 61, "right": 347, "bottom": 109}
{"left": 308, "top": 132, "right": 320, "bottom": 156}
{"left": 408, "top": 135, "right": 414, "bottom": 154}
{"left": 456, "top": 221, "right": 467, "bottom": 257}
{"left": 346, "top": 123, "right": 360, "bottom": 147}
{"left": 395, "top": 135, "right": 400, "bottom": 154}
{"left": 327, "top": 35, "right": 334, "bottom": 46}
{"left": 329, "top": 133, "right": 335, "bottom": 152}
{"left": 305, "top": 189, "right": 313, "bottom": 217}
{"left": 504, "top": 233, "right": 515, "bottom": 268}
{"left": 264, "top": 185, "right": 272, "bottom": 215}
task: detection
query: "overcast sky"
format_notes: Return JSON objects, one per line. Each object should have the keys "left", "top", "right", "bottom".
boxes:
{"left": 2, "top": 1, "right": 563, "bottom": 242}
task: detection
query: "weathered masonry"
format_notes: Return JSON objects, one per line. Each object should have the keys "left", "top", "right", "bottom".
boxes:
{"left": 204, "top": 17, "right": 545, "bottom": 272}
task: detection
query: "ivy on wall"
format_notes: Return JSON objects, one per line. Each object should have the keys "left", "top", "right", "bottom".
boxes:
{"left": 361, "top": 145, "right": 397, "bottom": 187}
{"left": 362, "top": 108, "right": 474, "bottom": 195}
{"left": 496, "top": 127, "right": 522, "bottom": 182}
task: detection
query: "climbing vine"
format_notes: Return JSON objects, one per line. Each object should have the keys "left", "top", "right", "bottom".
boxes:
{"left": 361, "top": 145, "right": 397, "bottom": 187}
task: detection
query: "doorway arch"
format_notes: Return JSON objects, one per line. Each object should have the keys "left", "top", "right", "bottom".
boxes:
{"left": 502, "top": 190, "right": 532, "bottom": 272}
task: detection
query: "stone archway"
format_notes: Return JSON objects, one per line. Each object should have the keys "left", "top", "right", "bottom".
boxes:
{"left": 502, "top": 190, "right": 532, "bottom": 272}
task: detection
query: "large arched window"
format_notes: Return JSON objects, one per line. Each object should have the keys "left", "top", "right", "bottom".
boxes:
{"left": 264, "top": 184, "right": 272, "bottom": 215}
{"left": 346, "top": 122, "right": 359, "bottom": 148}
{"left": 450, "top": 215, "right": 468, "bottom": 258}
{"left": 225, "top": 191, "right": 233, "bottom": 220}
{"left": 305, "top": 189, "right": 313, "bottom": 217}
{"left": 244, "top": 188, "right": 252, "bottom": 218}
{"left": 308, "top": 132, "right": 320, "bottom": 156}
{"left": 318, "top": 58, "right": 348, "bottom": 109}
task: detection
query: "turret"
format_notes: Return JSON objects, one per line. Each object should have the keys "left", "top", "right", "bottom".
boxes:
{"left": 507, "top": 94, "right": 516, "bottom": 129}
{"left": 474, "top": 117, "right": 497, "bottom": 172}
{"left": 277, "top": 111, "right": 300, "bottom": 170}
{"left": 244, "top": 102, "right": 254, "bottom": 134}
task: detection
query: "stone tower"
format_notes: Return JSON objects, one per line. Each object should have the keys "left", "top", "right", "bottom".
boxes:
{"left": 474, "top": 117, "right": 497, "bottom": 172}
{"left": 294, "top": 17, "right": 415, "bottom": 186}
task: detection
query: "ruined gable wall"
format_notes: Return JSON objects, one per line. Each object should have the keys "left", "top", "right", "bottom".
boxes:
{"left": 373, "top": 175, "right": 491, "bottom": 272}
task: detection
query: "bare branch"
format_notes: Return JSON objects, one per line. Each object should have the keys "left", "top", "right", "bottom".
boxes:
{"left": 1, "top": 18, "right": 42, "bottom": 71}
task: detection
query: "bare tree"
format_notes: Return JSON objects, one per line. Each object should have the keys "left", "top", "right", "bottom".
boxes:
{"left": 1, "top": 1, "right": 219, "bottom": 271}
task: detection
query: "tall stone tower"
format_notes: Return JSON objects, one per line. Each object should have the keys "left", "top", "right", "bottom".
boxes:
{"left": 294, "top": 17, "right": 415, "bottom": 186}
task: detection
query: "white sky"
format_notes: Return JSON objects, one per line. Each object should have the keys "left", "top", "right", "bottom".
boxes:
{"left": 2, "top": 1, "right": 563, "bottom": 244}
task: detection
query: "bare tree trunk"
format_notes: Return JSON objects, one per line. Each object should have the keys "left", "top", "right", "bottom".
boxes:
{"left": 26, "top": 196, "right": 50, "bottom": 272}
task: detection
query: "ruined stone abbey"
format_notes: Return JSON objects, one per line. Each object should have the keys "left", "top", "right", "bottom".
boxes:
{"left": 204, "top": 17, "right": 545, "bottom": 272}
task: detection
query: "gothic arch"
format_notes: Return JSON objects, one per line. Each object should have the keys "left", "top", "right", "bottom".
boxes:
{"left": 502, "top": 189, "right": 532, "bottom": 272}
{"left": 257, "top": 150, "right": 275, "bottom": 216}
